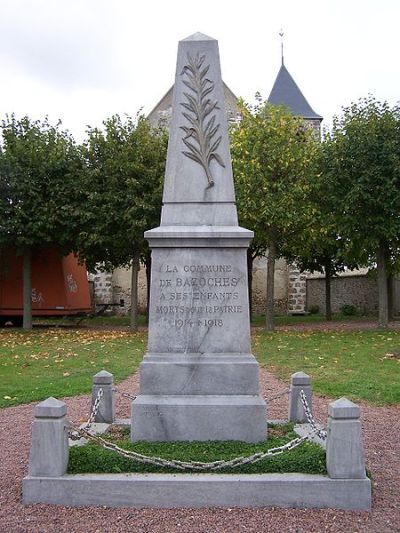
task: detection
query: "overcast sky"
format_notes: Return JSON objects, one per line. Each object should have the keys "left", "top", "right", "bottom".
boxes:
{"left": 0, "top": 0, "right": 398, "bottom": 142}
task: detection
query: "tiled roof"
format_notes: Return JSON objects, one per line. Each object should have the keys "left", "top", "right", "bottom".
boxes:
{"left": 268, "top": 64, "right": 322, "bottom": 120}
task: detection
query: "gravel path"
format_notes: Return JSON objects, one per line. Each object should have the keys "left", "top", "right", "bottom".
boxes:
{"left": 0, "top": 366, "right": 399, "bottom": 532}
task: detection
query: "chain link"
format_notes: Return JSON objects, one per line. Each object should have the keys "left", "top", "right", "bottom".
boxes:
{"left": 82, "top": 388, "right": 104, "bottom": 431}
{"left": 70, "top": 425, "right": 313, "bottom": 471}
{"left": 68, "top": 386, "right": 326, "bottom": 470}
{"left": 299, "top": 389, "right": 327, "bottom": 440}
{"left": 112, "top": 387, "right": 137, "bottom": 401}
{"left": 69, "top": 388, "right": 104, "bottom": 441}
{"left": 264, "top": 388, "right": 290, "bottom": 402}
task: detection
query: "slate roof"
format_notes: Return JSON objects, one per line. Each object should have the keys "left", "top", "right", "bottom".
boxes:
{"left": 268, "top": 64, "right": 322, "bottom": 121}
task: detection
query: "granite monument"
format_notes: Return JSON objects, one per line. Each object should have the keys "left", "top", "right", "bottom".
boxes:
{"left": 131, "top": 32, "right": 266, "bottom": 442}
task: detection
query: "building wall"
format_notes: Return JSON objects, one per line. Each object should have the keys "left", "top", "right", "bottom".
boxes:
{"left": 111, "top": 266, "right": 147, "bottom": 315}
{"left": 306, "top": 274, "right": 379, "bottom": 314}
{"left": 251, "top": 256, "right": 288, "bottom": 315}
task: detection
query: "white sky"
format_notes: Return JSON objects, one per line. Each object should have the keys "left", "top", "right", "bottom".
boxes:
{"left": 0, "top": 0, "right": 399, "bottom": 142}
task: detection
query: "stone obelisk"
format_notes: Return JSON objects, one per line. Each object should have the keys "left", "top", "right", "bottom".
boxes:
{"left": 131, "top": 33, "right": 266, "bottom": 442}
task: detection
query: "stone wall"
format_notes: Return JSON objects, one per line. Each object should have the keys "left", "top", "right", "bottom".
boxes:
{"left": 88, "top": 269, "right": 113, "bottom": 305}
{"left": 251, "top": 256, "right": 288, "bottom": 315}
{"left": 111, "top": 266, "right": 147, "bottom": 315}
{"left": 306, "top": 274, "right": 379, "bottom": 314}
{"left": 287, "top": 267, "right": 307, "bottom": 314}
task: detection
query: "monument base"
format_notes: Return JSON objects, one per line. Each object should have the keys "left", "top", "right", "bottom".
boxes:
{"left": 131, "top": 394, "right": 266, "bottom": 442}
{"left": 139, "top": 353, "right": 261, "bottom": 395}
{"left": 22, "top": 474, "right": 372, "bottom": 510}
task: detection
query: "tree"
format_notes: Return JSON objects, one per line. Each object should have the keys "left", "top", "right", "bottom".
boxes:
{"left": 287, "top": 157, "right": 359, "bottom": 321}
{"left": 78, "top": 114, "right": 167, "bottom": 331}
{"left": 0, "top": 115, "right": 84, "bottom": 329}
{"left": 231, "top": 98, "right": 320, "bottom": 330}
{"left": 322, "top": 97, "right": 400, "bottom": 327}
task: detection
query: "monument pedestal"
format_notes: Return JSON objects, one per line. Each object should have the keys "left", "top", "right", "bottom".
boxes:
{"left": 132, "top": 395, "right": 266, "bottom": 443}
{"left": 131, "top": 227, "right": 267, "bottom": 442}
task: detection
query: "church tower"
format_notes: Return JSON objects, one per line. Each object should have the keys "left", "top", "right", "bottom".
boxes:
{"left": 268, "top": 38, "right": 323, "bottom": 138}
{"left": 267, "top": 39, "right": 323, "bottom": 314}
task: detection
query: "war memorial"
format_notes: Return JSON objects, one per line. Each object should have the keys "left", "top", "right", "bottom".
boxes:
{"left": 23, "top": 33, "right": 371, "bottom": 510}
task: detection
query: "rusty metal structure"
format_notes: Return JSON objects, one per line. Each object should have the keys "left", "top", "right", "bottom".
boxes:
{"left": 0, "top": 248, "right": 91, "bottom": 326}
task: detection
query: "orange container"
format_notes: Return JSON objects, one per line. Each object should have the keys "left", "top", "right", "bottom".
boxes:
{"left": 0, "top": 248, "right": 92, "bottom": 321}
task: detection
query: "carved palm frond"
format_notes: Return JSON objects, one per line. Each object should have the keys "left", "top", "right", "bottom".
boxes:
{"left": 179, "top": 52, "right": 225, "bottom": 187}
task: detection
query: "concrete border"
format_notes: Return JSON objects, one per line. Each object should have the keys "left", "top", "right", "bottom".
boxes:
{"left": 22, "top": 473, "right": 371, "bottom": 510}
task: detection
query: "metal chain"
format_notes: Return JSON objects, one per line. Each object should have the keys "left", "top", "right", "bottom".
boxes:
{"left": 69, "top": 423, "right": 322, "bottom": 471}
{"left": 112, "top": 387, "right": 136, "bottom": 401}
{"left": 69, "top": 388, "right": 104, "bottom": 440}
{"left": 264, "top": 388, "right": 290, "bottom": 402}
{"left": 299, "top": 389, "right": 327, "bottom": 440}
{"left": 82, "top": 388, "right": 104, "bottom": 431}
{"left": 68, "top": 387, "right": 325, "bottom": 469}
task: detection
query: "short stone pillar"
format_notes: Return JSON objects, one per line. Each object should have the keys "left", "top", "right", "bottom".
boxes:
{"left": 28, "top": 397, "right": 69, "bottom": 477}
{"left": 326, "top": 397, "right": 366, "bottom": 479}
{"left": 92, "top": 370, "right": 115, "bottom": 423}
{"left": 288, "top": 371, "right": 312, "bottom": 423}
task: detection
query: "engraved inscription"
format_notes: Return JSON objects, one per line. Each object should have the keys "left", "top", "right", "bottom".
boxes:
{"left": 155, "top": 264, "right": 244, "bottom": 329}
{"left": 180, "top": 52, "right": 225, "bottom": 188}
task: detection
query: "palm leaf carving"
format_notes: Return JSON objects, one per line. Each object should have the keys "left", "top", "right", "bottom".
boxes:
{"left": 180, "top": 52, "right": 225, "bottom": 187}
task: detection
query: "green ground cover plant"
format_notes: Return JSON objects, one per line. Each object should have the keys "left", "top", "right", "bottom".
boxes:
{"left": 0, "top": 329, "right": 145, "bottom": 407}
{"left": 253, "top": 329, "right": 400, "bottom": 405}
{"left": 68, "top": 424, "right": 326, "bottom": 475}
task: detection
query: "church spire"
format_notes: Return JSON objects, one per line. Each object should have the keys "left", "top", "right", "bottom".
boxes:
{"left": 279, "top": 29, "right": 284, "bottom": 66}
{"left": 268, "top": 57, "right": 323, "bottom": 121}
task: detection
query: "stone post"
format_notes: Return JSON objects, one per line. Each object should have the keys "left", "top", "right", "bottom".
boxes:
{"left": 326, "top": 397, "right": 366, "bottom": 479}
{"left": 92, "top": 370, "right": 115, "bottom": 423}
{"left": 28, "top": 397, "right": 69, "bottom": 477}
{"left": 288, "top": 371, "right": 312, "bottom": 423}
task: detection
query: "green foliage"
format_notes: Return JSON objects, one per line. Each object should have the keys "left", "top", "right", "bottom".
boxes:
{"left": 68, "top": 423, "right": 326, "bottom": 475}
{"left": 0, "top": 115, "right": 84, "bottom": 253}
{"left": 78, "top": 114, "right": 167, "bottom": 272}
{"left": 253, "top": 329, "right": 400, "bottom": 405}
{"left": 322, "top": 97, "right": 400, "bottom": 268}
{"left": 340, "top": 304, "right": 358, "bottom": 316}
{"left": 230, "top": 98, "right": 320, "bottom": 257}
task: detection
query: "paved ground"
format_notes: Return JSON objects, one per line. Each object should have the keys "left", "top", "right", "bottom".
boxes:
{"left": 0, "top": 320, "right": 399, "bottom": 532}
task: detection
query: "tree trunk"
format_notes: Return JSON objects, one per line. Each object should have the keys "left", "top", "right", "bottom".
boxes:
{"left": 387, "top": 274, "right": 394, "bottom": 321}
{"left": 23, "top": 247, "right": 32, "bottom": 330}
{"left": 247, "top": 249, "right": 254, "bottom": 323}
{"left": 144, "top": 254, "right": 151, "bottom": 326}
{"left": 130, "top": 250, "right": 140, "bottom": 332}
{"left": 377, "top": 241, "right": 389, "bottom": 328}
{"left": 265, "top": 240, "right": 276, "bottom": 332}
{"left": 324, "top": 258, "right": 332, "bottom": 321}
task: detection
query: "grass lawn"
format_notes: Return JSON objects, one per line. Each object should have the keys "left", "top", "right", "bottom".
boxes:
{"left": 0, "top": 329, "right": 145, "bottom": 408}
{"left": 32, "top": 314, "right": 147, "bottom": 328}
{"left": 253, "top": 329, "right": 400, "bottom": 405}
{"left": 252, "top": 313, "right": 378, "bottom": 327}
{"left": 1, "top": 322, "right": 399, "bottom": 408}
{"left": 68, "top": 424, "right": 326, "bottom": 475}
